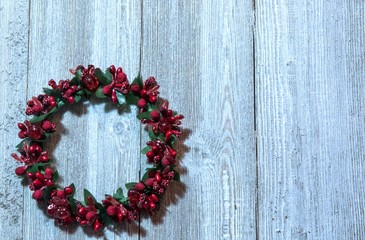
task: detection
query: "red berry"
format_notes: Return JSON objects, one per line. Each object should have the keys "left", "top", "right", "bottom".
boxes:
{"left": 86, "top": 211, "right": 97, "bottom": 221}
{"left": 46, "top": 180, "right": 54, "bottom": 187}
{"left": 169, "top": 148, "right": 177, "bottom": 157}
{"left": 149, "top": 202, "right": 156, "bottom": 210}
{"left": 81, "top": 74, "right": 100, "bottom": 92}
{"left": 78, "top": 207, "right": 86, "bottom": 216}
{"left": 18, "top": 123, "right": 26, "bottom": 130}
{"left": 109, "top": 65, "right": 116, "bottom": 74}
{"left": 165, "top": 130, "right": 173, "bottom": 141}
{"left": 18, "top": 131, "right": 27, "bottom": 139}
{"left": 80, "top": 220, "right": 87, "bottom": 226}
{"left": 155, "top": 174, "right": 162, "bottom": 183}
{"left": 146, "top": 151, "right": 154, "bottom": 159}
{"left": 148, "top": 95, "right": 157, "bottom": 103}
{"left": 32, "top": 179, "right": 43, "bottom": 189}
{"left": 27, "top": 172, "right": 35, "bottom": 180}
{"left": 44, "top": 168, "right": 53, "bottom": 178}
{"left": 106, "top": 206, "right": 117, "bottom": 216}
{"left": 130, "top": 84, "right": 140, "bottom": 93}
{"left": 42, "top": 120, "right": 55, "bottom": 132}
{"left": 150, "top": 110, "right": 160, "bottom": 122}
{"left": 56, "top": 190, "right": 65, "bottom": 198}
{"left": 33, "top": 105, "right": 42, "bottom": 113}
{"left": 140, "top": 89, "right": 147, "bottom": 97}
{"left": 15, "top": 166, "right": 27, "bottom": 176}
{"left": 134, "top": 182, "right": 145, "bottom": 192}
{"left": 145, "top": 178, "right": 155, "bottom": 187}
{"left": 149, "top": 194, "right": 159, "bottom": 203}
{"left": 35, "top": 172, "right": 44, "bottom": 181}
{"left": 93, "top": 219, "right": 102, "bottom": 232}
{"left": 137, "top": 98, "right": 147, "bottom": 108}
{"left": 68, "top": 96, "right": 75, "bottom": 103}
{"left": 32, "top": 190, "right": 43, "bottom": 200}
{"left": 64, "top": 187, "right": 73, "bottom": 195}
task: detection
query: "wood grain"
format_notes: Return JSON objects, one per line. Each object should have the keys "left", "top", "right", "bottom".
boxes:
{"left": 141, "top": 1, "right": 256, "bottom": 239}
{"left": 2, "top": 0, "right": 365, "bottom": 239}
{"left": 256, "top": 1, "right": 365, "bottom": 239}
{"left": 24, "top": 1, "right": 141, "bottom": 239}
{"left": 0, "top": 1, "right": 29, "bottom": 240}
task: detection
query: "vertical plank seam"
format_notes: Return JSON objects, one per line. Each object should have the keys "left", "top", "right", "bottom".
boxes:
{"left": 23, "top": 0, "right": 32, "bottom": 239}
{"left": 252, "top": 0, "right": 259, "bottom": 240}
{"left": 138, "top": 0, "right": 144, "bottom": 239}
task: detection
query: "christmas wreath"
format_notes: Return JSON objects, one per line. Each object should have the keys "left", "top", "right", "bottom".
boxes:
{"left": 11, "top": 65, "right": 184, "bottom": 232}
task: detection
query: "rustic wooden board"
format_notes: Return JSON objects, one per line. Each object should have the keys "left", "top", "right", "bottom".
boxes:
{"left": 23, "top": 1, "right": 141, "bottom": 239}
{"left": 0, "top": 1, "right": 29, "bottom": 240}
{"left": 255, "top": 1, "right": 365, "bottom": 239}
{"left": 2, "top": 0, "right": 365, "bottom": 240}
{"left": 140, "top": 1, "right": 256, "bottom": 239}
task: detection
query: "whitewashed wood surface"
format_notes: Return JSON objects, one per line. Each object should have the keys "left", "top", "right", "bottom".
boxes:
{"left": 0, "top": 0, "right": 364, "bottom": 239}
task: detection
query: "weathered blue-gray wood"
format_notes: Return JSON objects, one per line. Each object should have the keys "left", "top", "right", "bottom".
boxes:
{"left": 24, "top": 1, "right": 141, "bottom": 239}
{"left": 256, "top": 1, "right": 365, "bottom": 239}
{"left": 1, "top": 0, "right": 365, "bottom": 240}
{"left": 0, "top": 1, "right": 29, "bottom": 240}
{"left": 140, "top": 0, "right": 256, "bottom": 239}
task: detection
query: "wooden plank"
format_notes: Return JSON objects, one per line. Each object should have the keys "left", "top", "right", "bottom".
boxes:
{"left": 256, "top": 1, "right": 365, "bottom": 239}
{"left": 141, "top": 1, "right": 256, "bottom": 239}
{"left": 24, "top": 1, "right": 141, "bottom": 239}
{"left": 0, "top": 1, "right": 29, "bottom": 240}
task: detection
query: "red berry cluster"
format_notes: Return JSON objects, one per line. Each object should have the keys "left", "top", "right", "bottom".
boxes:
{"left": 49, "top": 79, "right": 80, "bottom": 103}
{"left": 77, "top": 65, "right": 100, "bottom": 92}
{"left": 102, "top": 65, "right": 130, "bottom": 102}
{"left": 27, "top": 168, "right": 55, "bottom": 200}
{"left": 47, "top": 187, "right": 74, "bottom": 225}
{"left": 17, "top": 120, "right": 56, "bottom": 139}
{"left": 136, "top": 77, "right": 160, "bottom": 107}
{"left": 76, "top": 196, "right": 102, "bottom": 232}
{"left": 145, "top": 139, "right": 177, "bottom": 166}
{"left": 26, "top": 95, "right": 57, "bottom": 115}
{"left": 102, "top": 196, "right": 139, "bottom": 223}
{"left": 143, "top": 166, "right": 175, "bottom": 195}
{"left": 12, "top": 143, "right": 49, "bottom": 175}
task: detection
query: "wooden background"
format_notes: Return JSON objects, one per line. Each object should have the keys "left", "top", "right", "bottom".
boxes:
{"left": 0, "top": 0, "right": 364, "bottom": 239}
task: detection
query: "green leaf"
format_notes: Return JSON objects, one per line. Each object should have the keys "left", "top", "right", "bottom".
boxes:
{"left": 142, "top": 171, "right": 149, "bottom": 181}
{"left": 148, "top": 125, "right": 157, "bottom": 140}
{"left": 116, "top": 91, "right": 126, "bottom": 105}
{"left": 113, "top": 188, "right": 124, "bottom": 200}
{"left": 166, "top": 134, "right": 177, "bottom": 148}
{"left": 97, "top": 204, "right": 112, "bottom": 225}
{"left": 52, "top": 170, "right": 59, "bottom": 182}
{"left": 137, "top": 111, "right": 151, "bottom": 120}
{"left": 148, "top": 103, "right": 158, "bottom": 111}
{"left": 69, "top": 183, "right": 76, "bottom": 197}
{"left": 94, "top": 87, "right": 107, "bottom": 98}
{"left": 131, "top": 75, "right": 143, "bottom": 88}
{"left": 42, "top": 186, "right": 54, "bottom": 200}
{"left": 43, "top": 88, "right": 61, "bottom": 97}
{"left": 68, "top": 197, "right": 78, "bottom": 215}
{"left": 125, "top": 92, "right": 140, "bottom": 105}
{"left": 16, "top": 139, "right": 30, "bottom": 150}
{"left": 29, "top": 106, "right": 57, "bottom": 124}
{"left": 74, "top": 95, "right": 82, "bottom": 103}
{"left": 95, "top": 68, "right": 112, "bottom": 86}
{"left": 125, "top": 182, "right": 137, "bottom": 190}
{"left": 141, "top": 146, "right": 151, "bottom": 154}
{"left": 70, "top": 69, "right": 82, "bottom": 85}
{"left": 104, "top": 68, "right": 113, "bottom": 82}
{"left": 83, "top": 189, "right": 97, "bottom": 204}
{"left": 26, "top": 162, "right": 49, "bottom": 173}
